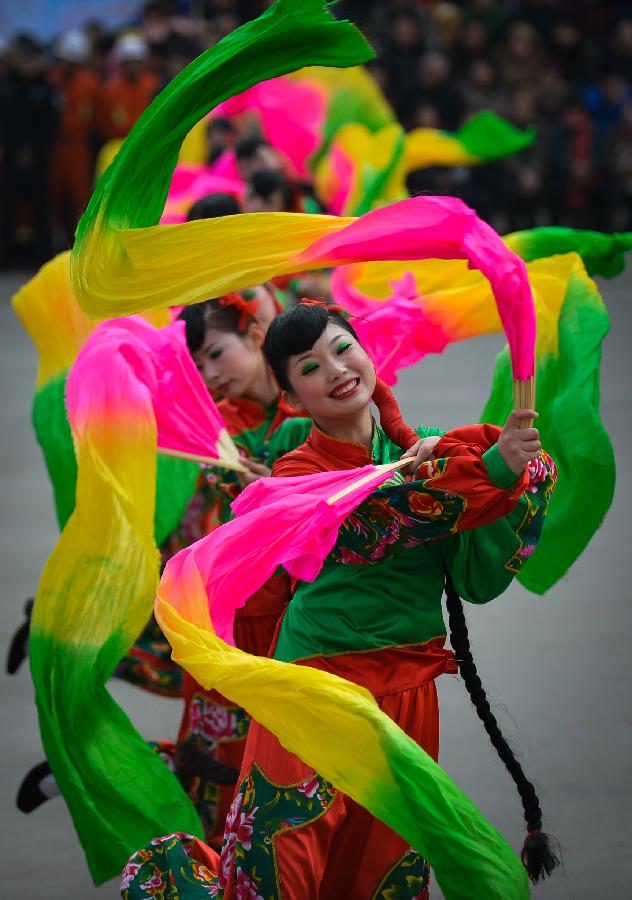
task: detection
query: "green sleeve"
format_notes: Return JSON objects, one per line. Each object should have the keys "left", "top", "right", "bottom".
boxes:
{"left": 442, "top": 451, "right": 558, "bottom": 604}
{"left": 184, "top": 418, "right": 311, "bottom": 532}
{"left": 265, "top": 417, "right": 312, "bottom": 466}
{"left": 482, "top": 443, "right": 520, "bottom": 489}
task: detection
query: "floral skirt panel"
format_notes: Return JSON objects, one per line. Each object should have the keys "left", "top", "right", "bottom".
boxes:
{"left": 121, "top": 832, "right": 220, "bottom": 900}
{"left": 214, "top": 754, "right": 430, "bottom": 900}
{"left": 121, "top": 788, "right": 429, "bottom": 900}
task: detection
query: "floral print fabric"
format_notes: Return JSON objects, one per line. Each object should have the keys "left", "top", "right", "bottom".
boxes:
{"left": 332, "top": 458, "right": 467, "bottom": 566}
{"left": 506, "top": 450, "right": 557, "bottom": 573}
{"left": 121, "top": 832, "right": 218, "bottom": 899}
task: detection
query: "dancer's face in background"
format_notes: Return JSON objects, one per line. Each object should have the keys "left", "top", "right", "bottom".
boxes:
{"left": 248, "top": 284, "right": 279, "bottom": 331}
{"left": 284, "top": 322, "right": 376, "bottom": 424}
{"left": 193, "top": 322, "right": 265, "bottom": 400}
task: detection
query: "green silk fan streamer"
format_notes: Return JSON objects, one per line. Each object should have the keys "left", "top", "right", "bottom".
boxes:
{"left": 505, "top": 227, "right": 632, "bottom": 278}
{"left": 482, "top": 254, "right": 615, "bottom": 593}
{"left": 456, "top": 110, "right": 535, "bottom": 160}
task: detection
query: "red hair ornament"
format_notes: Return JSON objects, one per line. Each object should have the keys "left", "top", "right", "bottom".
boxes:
{"left": 217, "top": 291, "right": 260, "bottom": 331}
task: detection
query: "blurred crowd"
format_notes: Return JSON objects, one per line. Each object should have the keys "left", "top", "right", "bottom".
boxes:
{"left": 350, "top": 0, "right": 632, "bottom": 235}
{"left": 1, "top": 0, "right": 631, "bottom": 268}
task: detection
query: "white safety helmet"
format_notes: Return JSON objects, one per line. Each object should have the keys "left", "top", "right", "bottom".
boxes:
{"left": 55, "top": 29, "right": 91, "bottom": 64}
{"left": 113, "top": 32, "right": 149, "bottom": 62}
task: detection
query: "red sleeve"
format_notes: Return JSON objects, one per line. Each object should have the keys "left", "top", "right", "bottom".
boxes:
{"left": 271, "top": 451, "right": 325, "bottom": 478}
{"left": 433, "top": 424, "right": 502, "bottom": 460}
{"left": 407, "top": 451, "right": 529, "bottom": 533}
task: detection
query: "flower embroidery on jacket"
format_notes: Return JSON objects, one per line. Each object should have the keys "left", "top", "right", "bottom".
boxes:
{"left": 192, "top": 863, "right": 215, "bottom": 883}
{"left": 120, "top": 832, "right": 222, "bottom": 899}
{"left": 297, "top": 775, "right": 320, "bottom": 798}
{"left": 120, "top": 861, "right": 140, "bottom": 890}
{"left": 408, "top": 491, "right": 444, "bottom": 518}
{"left": 505, "top": 450, "right": 558, "bottom": 573}
{"left": 527, "top": 456, "right": 548, "bottom": 492}
{"left": 139, "top": 873, "right": 166, "bottom": 897}
{"left": 150, "top": 833, "right": 181, "bottom": 846}
{"left": 332, "top": 462, "right": 465, "bottom": 566}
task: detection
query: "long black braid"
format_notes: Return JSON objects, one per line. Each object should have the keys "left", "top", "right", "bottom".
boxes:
{"left": 444, "top": 570, "right": 561, "bottom": 884}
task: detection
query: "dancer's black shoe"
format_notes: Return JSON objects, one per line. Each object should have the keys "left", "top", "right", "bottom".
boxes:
{"left": 16, "top": 761, "right": 53, "bottom": 813}
{"left": 6, "top": 597, "right": 33, "bottom": 674}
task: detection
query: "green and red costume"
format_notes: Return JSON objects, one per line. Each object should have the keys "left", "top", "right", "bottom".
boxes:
{"left": 122, "top": 416, "right": 556, "bottom": 899}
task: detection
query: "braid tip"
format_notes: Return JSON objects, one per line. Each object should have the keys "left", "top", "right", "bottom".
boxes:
{"left": 521, "top": 830, "right": 561, "bottom": 883}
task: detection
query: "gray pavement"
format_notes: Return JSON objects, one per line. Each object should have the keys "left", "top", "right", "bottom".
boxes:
{"left": 1, "top": 267, "right": 630, "bottom": 898}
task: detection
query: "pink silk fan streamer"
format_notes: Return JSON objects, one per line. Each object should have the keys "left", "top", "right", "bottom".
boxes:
{"left": 160, "top": 163, "right": 244, "bottom": 225}
{"left": 326, "top": 142, "right": 355, "bottom": 216}
{"left": 67, "top": 317, "right": 244, "bottom": 471}
{"left": 333, "top": 270, "right": 449, "bottom": 385}
{"left": 298, "top": 197, "right": 536, "bottom": 381}
{"left": 207, "top": 150, "right": 242, "bottom": 181}
{"left": 213, "top": 76, "right": 327, "bottom": 177}
{"left": 162, "top": 464, "right": 399, "bottom": 645}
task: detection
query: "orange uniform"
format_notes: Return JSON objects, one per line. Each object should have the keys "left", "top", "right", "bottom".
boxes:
{"left": 49, "top": 64, "right": 101, "bottom": 240}
{"left": 96, "top": 71, "right": 159, "bottom": 141}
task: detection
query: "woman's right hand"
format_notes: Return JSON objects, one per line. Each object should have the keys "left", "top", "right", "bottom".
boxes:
{"left": 497, "top": 409, "right": 541, "bottom": 475}
{"left": 236, "top": 457, "right": 271, "bottom": 489}
{"left": 399, "top": 435, "right": 442, "bottom": 475}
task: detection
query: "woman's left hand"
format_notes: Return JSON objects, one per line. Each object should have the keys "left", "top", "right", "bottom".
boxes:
{"left": 399, "top": 435, "right": 442, "bottom": 475}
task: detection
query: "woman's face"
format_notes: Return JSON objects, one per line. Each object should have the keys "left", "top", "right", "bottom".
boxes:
{"left": 193, "top": 325, "right": 263, "bottom": 398}
{"left": 285, "top": 321, "right": 376, "bottom": 423}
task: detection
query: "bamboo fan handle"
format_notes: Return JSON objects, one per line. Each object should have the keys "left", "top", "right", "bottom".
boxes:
{"left": 512, "top": 376, "right": 536, "bottom": 429}
{"left": 158, "top": 446, "right": 247, "bottom": 473}
{"left": 327, "top": 457, "right": 411, "bottom": 505}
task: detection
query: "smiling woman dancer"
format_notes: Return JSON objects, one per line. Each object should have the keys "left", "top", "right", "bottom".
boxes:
{"left": 122, "top": 301, "right": 558, "bottom": 900}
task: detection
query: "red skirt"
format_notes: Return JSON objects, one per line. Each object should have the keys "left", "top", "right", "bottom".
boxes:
{"left": 217, "top": 637, "right": 457, "bottom": 899}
